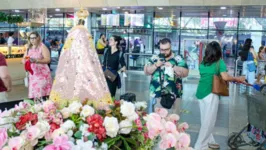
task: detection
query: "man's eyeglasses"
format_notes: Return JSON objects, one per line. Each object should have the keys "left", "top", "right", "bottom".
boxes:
{"left": 30, "top": 37, "right": 37, "bottom": 40}
{"left": 160, "top": 48, "right": 171, "bottom": 51}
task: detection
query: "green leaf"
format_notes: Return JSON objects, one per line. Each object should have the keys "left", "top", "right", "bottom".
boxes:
{"left": 87, "top": 134, "right": 95, "bottom": 141}
{"left": 125, "top": 138, "right": 137, "bottom": 146}
{"left": 166, "top": 148, "right": 175, "bottom": 150}
{"left": 74, "top": 131, "right": 82, "bottom": 139}
{"left": 121, "top": 136, "right": 131, "bottom": 150}
{"left": 24, "top": 99, "right": 35, "bottom": 105}
{"left": 104, "top": 137, "right": 120, "bottom": 148}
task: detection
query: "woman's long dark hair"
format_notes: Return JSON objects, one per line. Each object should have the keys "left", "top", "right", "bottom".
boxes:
{"left": 112, "top": 35, "right": 122, "bottom": 49}
{"left": 100, "top": 33, "right": 106, "bottom": 43}
{"left": 239, "top": 38, "right": 252, "bottom": 61}
{"left": 203, "top": 41, "right": 222, "bottom": 65}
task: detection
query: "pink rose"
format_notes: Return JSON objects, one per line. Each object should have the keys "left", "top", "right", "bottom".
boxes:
{"left": 155, "top": 107, "right": 168, "bottom": 118}
{"left": 159, "top": 133, "right": 177, "bottom": 149}
{"left": 166, "top": 114, "right": 180, "bottom": 124}
{"left": 178, "top": 122, "right": 189, "bottom": 132}
{"left": 43, "top": 101, "right": 57, "bottom": 113}
{"left": 26, "top": 126, "right": 41, "bottom": 142}
{"left": 0, "top": 128, "right": 8, "bottom": 149}
{"left": 8, "top": 136, "right": 24, "bottom": 150}
{"left": 44, "top": 135, "right": 72, "bottom": 150}
{"left": 176, "top": 133, "right": 191, "bottom": 149}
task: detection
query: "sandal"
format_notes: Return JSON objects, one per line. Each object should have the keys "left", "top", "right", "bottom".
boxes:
{"left": 208, "top": 143, "right": 220, "bottom": 149}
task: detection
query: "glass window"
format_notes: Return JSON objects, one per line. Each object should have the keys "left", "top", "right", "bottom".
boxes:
{"left": 46, "top": 13, "right": 64, "bottom": 27}
{"left": 154, "top": 29, "right": 179, "bottom": 54}
{"left": 180, "top": 29, "right": 208, "bottom": 76}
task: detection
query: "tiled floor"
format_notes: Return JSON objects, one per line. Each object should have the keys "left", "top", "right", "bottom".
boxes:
{"left": 4, "top": 58, "right": 265, "bottom": 150}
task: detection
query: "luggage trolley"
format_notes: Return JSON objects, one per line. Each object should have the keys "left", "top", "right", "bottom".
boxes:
{"left": 228, "top": 90, "right": 266, "bottom": 149}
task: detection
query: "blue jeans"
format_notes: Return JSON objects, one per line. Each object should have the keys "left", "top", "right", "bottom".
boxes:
{"left": 148, "top": 97, "right": 156, "bottom": 114}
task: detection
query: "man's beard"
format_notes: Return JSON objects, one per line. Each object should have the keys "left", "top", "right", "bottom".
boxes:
{"left": 165, "top": 51, "right": 172, "bottom": 58}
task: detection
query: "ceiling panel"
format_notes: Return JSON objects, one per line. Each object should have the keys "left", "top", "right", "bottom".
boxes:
{"left": 107, "top": 0, "right": 137, "bottom": 7}
{"left": 137, "top": 0, "right": 170, "bottom": 6}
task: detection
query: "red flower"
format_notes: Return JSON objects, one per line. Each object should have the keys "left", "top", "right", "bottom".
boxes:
{"left": 15, "top": 112, "right": 38, "bottom": 130}
{"left": 50, "top": 122, "right": 60, "bottom": 132}
{"left": 114, "top": 100, "right": 120, "bottom": 107}
{"left": 87, "top": 114, "right": 106, "bottom": 141}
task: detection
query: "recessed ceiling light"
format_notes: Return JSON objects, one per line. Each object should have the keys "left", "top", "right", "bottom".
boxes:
{"left": 223, "top": 14, "right": 227, "bottom": 16}
{"left": 49, "top": 15, "right": 53, "bottom": 17}
{"left": 117, "top": 7, "right": 120, "bottom": 9}
{"left": 220, "top": 7, "right": 226, "bottom": 10}
{"left": 55, "top": 8, "right": 60, "bottom": 12}
{"left": 102, "top": 8, "right": 107, "bottom": 10}
{"left": 125, "top": 11, "right": 129, "bottom": 14}
{"left": 158, "top": 7, "right": 163, "bottom": 10}
{"left": 55, "top": 14, "right": 63, "bottom": 16}
{"left": 14, "top": 10, "right": 20, "bottom": 13}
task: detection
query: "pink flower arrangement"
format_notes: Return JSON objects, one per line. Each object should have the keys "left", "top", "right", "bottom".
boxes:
{"left": 146, "top": 107, "right": 191, "bottom": 150}
{"left": 44, "top": 135, "right": 72, "bottom": 150}
{"left": 0, "top": 128, "right": 8, "bottom": 149}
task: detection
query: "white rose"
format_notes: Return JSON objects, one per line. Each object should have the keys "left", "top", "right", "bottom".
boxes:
{"left": 68, "top": 101, "right": 82, "bottom": 114}
{"left": 73, "top": 140, "right": 96, "bottom": 150}
{"left": 35, "top": 120, "right": 50, "bottom": 138}
{"left": 103, "top": 117, "right": 119, "bottom": 138}
{"left": 61, "top": 107, "right": 71, "bottom": 119}
{"left": 37, "top": 112, "right": 45, "bottom": 120}
{"left": 134, "top": 102, "right": 147, "bottom": 110}
{"left": 119, "top": 119, "right": 133, "bottom": 134}
{"left": 80, "top": 105, "right": 95, "bottom": 120}
{"left": 120, "top": 101, "right": 136, "bottom": 118}
{"left": 61, "top": 120, "right": 76, "bottom": 132}
{"left": 51, "top": 128, "right": 66, "bottom": 139}
{"left": 127, "top": 112, "right": 139, "bottom": 121}
{"left": 79, "top": 124, "right": 90, "bottom": 136}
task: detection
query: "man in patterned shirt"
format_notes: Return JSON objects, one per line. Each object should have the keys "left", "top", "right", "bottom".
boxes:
{"left": 144, "top": 38, "right": 189, "bottom": 114}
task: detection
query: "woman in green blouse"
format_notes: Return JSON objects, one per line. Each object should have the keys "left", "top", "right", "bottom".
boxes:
{"left": 194, "top": 41, "right": 245, "bottom": 150}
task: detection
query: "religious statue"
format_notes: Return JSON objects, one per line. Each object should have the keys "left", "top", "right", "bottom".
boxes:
{"left": 50, "top": 9, "right": 113, "bottom": 109}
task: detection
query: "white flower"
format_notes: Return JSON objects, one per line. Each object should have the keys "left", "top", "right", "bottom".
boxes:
{"left": 68, "top": 101, "right": 82, "bottom": 114}
{"left": 79, "top": 124, "right": 90, "bottom": 136}
{"left": 103, "top": 117, "right": 119, "bottom": 138}
{"left": 61, "top": 107, "right": 71, "bottom": 119}
{"left": 34, "top": 120, "right": 50, "bottom": 138}
{"left": 127, "top": 112, "right": 139, "bottom": 121}
{"left": 72, "top": 140, "right": 96, "bottom": 150}
{"left": 67, "top": 130, "right": 74, "bottom": 137}
{"left": 37, "top": 112, "right": 45, "bottom": 120}
{"left": 99, "top": 143, "right": 108, "bottom": 150}
{"left": 134, "top": 102, "right": 147, "bottom": 110}
{"left": 119, "top": 119, "right": 133, "bottom": 134}
{"left": 61, "top": 120, "right": 76, "bottom": 132}
{"left": 32, "top": 104, "right": 42, "bottom": 112}
{"left": 51, "top": 128, "right": 66, "bottom": 139}
{"left": 80, "top": 105, "right": 95, "bottom": 120}
{"left": 120, "top": 101, "right": 136, "bottom": 118}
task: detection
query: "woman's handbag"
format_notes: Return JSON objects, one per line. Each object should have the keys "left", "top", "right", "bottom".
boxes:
{"left": 212, "top": 60, "right": 229, "bottom": 96}
{"left": 103, "top": 49, "right": 117, "bottom": 82}
{"left": 104, "top": 69, "right": 117, "bottom": 82}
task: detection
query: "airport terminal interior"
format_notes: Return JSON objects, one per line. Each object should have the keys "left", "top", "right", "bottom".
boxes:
{"left": 0, "top": 1, "right": 266, "bottom": 150}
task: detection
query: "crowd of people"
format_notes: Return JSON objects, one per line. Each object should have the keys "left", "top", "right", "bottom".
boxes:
{"left": 1, "top": 29, "right": 266, "bottom": 149}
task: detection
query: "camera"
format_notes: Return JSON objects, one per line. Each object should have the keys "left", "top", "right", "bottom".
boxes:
{"left": 158, "top": 53, "right": 165, "bottom": 62}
